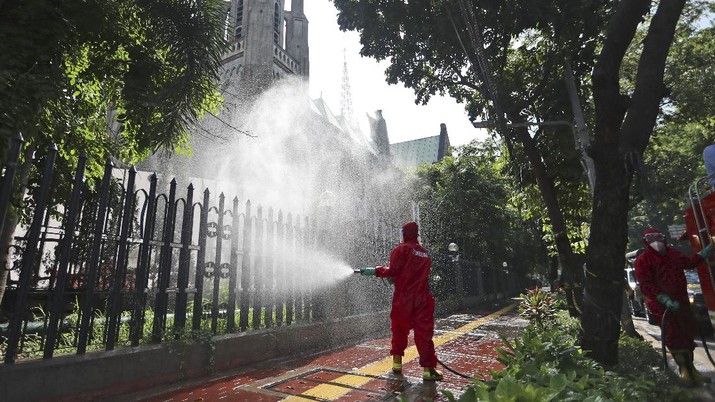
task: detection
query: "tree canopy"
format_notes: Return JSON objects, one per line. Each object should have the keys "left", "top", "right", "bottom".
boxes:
{"left": 332, "top": 0, "right": 600, "bottom": 317}
{"left": 332, "top": 0, "right": 703, "bottom": 365}
{"left": 408, "top": 139, "right": 548, "bottom": 296}
{"left": 0, "top": 0, "right": 229, "bottom": 303}
{"left": 0, "top": 0, "right": 227, "bottom": 167}
{"left": 626, "top": 4, "right": 715, "bottom": 249}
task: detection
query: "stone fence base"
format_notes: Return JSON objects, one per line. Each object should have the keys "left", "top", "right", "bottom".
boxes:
{"left": 0, "top": 312, "right": 389, "bottom": 402}
{"left": 0, "top": 292, "right": 515, "bottom": 401}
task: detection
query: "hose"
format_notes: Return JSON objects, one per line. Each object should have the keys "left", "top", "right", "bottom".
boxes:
{"left": 702, "top": 332, "right": 715, "bottom": 367}
{"left": 659, "top": 308, "right": 715, "bottom": 370}
{"left": 660, "top": 309, "right": 669, "bottom": 370}
{"left": 437, "top": 357, "right": 482, "bottom": 380}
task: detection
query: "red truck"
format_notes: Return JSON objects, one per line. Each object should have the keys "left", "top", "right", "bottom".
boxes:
{"left": 681, "top": 176, "right": 715, "bottom": 337}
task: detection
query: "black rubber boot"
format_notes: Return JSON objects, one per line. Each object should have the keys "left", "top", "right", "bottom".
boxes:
{"left": 672, "top": 351, "right": 696, "bottom": 386}
{"left": 688, "top": 350, "right": 711, "bottom": 384}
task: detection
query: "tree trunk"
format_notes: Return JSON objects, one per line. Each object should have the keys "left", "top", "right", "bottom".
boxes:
{"left": 582, "top": 150, "right": 633, "bottom": 366}
{"left": 0, "top": 211, "right": 18, "bottom": 312}
{"left": 512, "top": 126, "right": 583, "bottom": 315}
{"left": 581, "top": 0, "right": 685, "bottom": 366}
{"left": 0, "top": 146, "right": 34, "bottom": 306}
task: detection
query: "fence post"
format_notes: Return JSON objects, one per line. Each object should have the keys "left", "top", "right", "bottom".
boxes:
{"left": 252, "top": 206, "right": 263, "bottom": 329}
{"left": 264, "top": 208, "right": 274, "bottom": 328}
{"left": 239, "top": 200, "right": 252, "bottom": 331}
{"left": 130, "top": 174, "right": 157, "bottom": 346}
{"left": 294, "top": 216, "right": 303, "bottom": 322}
{"left": 210, "top": 193, "right": 225, "bottom": 334}
{"left": 285, "top": 213, "right": 294, "bottom": 325}
{"left": 303, "top": 217, "right": 328, "bottom": 321}
{"left": 76, "top": 160, "right": 113, "bottom": 354}
{"left": 275, "top": 210, "right": 284, "bottom": 326}
{"left": 227, "top": 197, "right": 239, "bottom": 332}
{"left": 476, "top": 262, "right": 485, "bottom": 297}
{"left": 4, "top": 145, "right": 57, "bottom": 364}
{"left": 106, "top": 167, "right": 137, "bottom": 350}
{"left": 174, "top": 183, "right": 194, "bottom": 330}
{"left": 44, "top": 154, "right": 87, "bottom": 359}
{"left": 0, "top": 132, "right": 24, "bottom": 236}
{"left": 152, "top": 179, "right": 177, "bottom": 342}
{"left": 192, "top": 188, "right": 210, "bottom": 331}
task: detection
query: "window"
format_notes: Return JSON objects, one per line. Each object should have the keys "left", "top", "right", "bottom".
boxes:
{"left": 236, "top": 0, "right": 244, "bottom": 39}
{"left": 273, "top": 2, "right": 281, "bottom": 45}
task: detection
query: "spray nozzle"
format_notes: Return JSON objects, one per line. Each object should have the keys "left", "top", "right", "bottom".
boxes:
{"left": 353, "top": 267, "right": 375, "bottom": 275}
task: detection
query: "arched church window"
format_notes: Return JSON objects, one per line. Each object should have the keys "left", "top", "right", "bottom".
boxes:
{"left": 273, "top": 2, "right": 281, "bottom": 45}
{"left": 235, "top": 0, "right": 244, "bottom": 39}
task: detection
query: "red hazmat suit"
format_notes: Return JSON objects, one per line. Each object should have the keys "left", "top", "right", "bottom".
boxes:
{"left": 375, "top": 221, "right": 438, "bottom": 368}
{"left": 634, "top": 228, "right": 703, "bottom": 351}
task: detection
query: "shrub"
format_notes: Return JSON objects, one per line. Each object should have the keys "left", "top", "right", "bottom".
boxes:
{"left": 444, "top": 311, "right": 692, "bottom": 401}
{"left": 518, "top": 287, "right": 564, "bottom": 329}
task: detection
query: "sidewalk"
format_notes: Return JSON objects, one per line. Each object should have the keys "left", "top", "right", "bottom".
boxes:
{"left": 116, "top": 300, "right": 525, "bottom": 402}
{"left": 117, "top": 302, "right": 715, "bottom": 402}
{"left": 632, "top": 315, "right": 715, "bottom": 401}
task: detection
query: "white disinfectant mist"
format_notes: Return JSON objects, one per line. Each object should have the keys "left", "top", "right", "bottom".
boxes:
{"left": 172, "top": 76, "right": 401, "bottom": 290}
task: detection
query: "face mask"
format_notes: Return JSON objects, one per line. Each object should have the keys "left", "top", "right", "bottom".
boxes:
{"left": 650, "top": 241, "right": 665, "bottom": 252}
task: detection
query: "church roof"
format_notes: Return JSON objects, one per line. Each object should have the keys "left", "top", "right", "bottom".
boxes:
{"left": 309, "top": 96, "right": 377, "bottom": 154}
{"left": 389, "top": 127, "right": 451, "bottom": 170}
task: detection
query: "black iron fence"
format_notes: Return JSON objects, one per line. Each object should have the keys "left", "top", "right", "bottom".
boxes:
{"left": 0, "top": 139, "right": 519, "bottom": 366}
{"left": 0, "top": 141, "right": 393, "bottom": 364}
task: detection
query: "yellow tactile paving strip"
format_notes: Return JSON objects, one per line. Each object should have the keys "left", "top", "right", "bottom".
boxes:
{"left": 281, "top": 303, "right": 517, "bottom": 401}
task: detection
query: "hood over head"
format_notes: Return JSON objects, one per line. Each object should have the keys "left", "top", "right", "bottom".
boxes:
{"left": 402, "top": 221, "right": 419, "bottom": 242}
{"left": 642, "top": 228, "right": 662, "bottom": 244}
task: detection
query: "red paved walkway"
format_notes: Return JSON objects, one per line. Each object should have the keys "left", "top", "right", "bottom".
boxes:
{"left": 122, "top": 301, "right": 525, "bottom": 402}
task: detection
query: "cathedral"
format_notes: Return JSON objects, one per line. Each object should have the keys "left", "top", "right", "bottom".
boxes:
{"left": 141, "top": 0, "right": 452, "bottom": 240}
{"left": 221, "top": 0, "right": 310, "bottom": 93}
{"left": 140, "top": 0, "right": 403, "bottom": 223}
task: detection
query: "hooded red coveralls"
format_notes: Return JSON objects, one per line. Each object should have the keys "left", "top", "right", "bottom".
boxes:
{"left": 634, "top": 229, "right": 703, "bottom": 351}
{"left": 375, "top": 222, "right": 438, "bottom": 368}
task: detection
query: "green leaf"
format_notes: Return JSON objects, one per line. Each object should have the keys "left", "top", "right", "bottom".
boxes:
{"left": 548, "top": 374, "right": 568, "bottom": 392}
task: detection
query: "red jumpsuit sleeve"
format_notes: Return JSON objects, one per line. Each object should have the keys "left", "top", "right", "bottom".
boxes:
{"left": 375, "top": 245, "right": 407, "bottom": 278}
{"left": 674, "top": 251, "right": 703, "bottom": 270}
{"left": 634, "top": 255, "right": 660, "bottom": 300}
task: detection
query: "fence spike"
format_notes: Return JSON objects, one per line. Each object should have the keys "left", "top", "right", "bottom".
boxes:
{"left": 106, "top": 165, "right": 137, "bottom": 350}
{"left": 76, "top": 159, "right": 113, "bottom": 355}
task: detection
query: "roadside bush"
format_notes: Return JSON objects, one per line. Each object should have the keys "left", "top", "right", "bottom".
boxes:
{"left": 518, "top": 287, "right": 564, "bottom": 329}
{"left": 444, "top": 310, "right": 692, "bottom": 401}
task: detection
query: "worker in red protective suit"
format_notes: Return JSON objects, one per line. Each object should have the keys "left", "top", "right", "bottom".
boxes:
{"left": 634, "top": 228, "right": 713, "bottom": 385}
{"left": 360, "top": 221, "right": 442, "bottom": 381}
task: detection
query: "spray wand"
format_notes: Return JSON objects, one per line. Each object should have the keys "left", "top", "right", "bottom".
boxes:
{"left": 353, "top": 267, "right": 375, "bottom": 275}
{"left": 352, "top": 266, "right": 395, "bottom": 286}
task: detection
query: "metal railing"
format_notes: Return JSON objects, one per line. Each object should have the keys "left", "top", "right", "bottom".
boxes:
{"left": 0, "top": 143, "right": 386, "bottom": 364}
{"left": 0, "top": 140, "right": 519, "bottom": 365}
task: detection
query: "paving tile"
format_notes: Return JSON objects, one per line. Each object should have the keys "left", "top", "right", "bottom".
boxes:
{"left": 139, "top": 301, "right": 523, "bottom": 402}
{"left": 303, "top": 370, "right": 346, "bottom": 383}
{"left": 268, "top": 378, "right": 323, "bottom": 396}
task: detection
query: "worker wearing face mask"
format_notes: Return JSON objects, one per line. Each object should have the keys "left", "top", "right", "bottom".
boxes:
{"left": 634, "top": 228, "right": 714, "bottom": 385}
